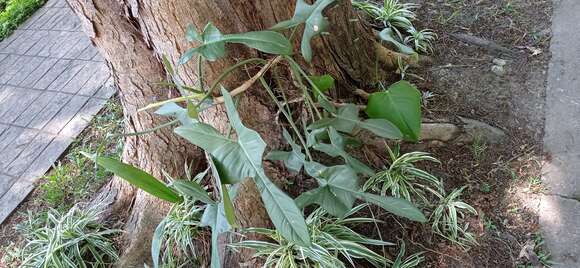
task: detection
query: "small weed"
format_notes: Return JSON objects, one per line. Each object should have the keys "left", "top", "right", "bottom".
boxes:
{"left": 482, "top": 215, "right": 497, "bottom": 232}
{"left": 471, "top": 135, "right": 487, "bottom": 164}
{"left": 479, "top": 182, "right": 492, "bottom": 193}
{"left": 15, "top": 206, "right": 119, "bottom": 267}
{"left": 392, "top": 240, "right": 424, "bottom": 268}
{"left": 37, "top": 99, "right": 123, "bottom": 211}
{"left": 517, "top": 233, "right": 552, "bottom": 268}
{"left": 430, "top": 186, "right": 478, "bottom": 248}
{"left": 364, "top": 144, "right": 443, "bottom": 206}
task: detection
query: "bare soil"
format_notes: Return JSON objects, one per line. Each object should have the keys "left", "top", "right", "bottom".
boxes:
{"left": 393, "top": 0, "right": 552, "bottom": 267}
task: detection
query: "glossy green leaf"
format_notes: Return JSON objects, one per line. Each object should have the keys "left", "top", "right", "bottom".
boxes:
{"left": 359, "top": 118, "right": 402, "bottom": 139}
{"left": 175, "top": 88, "right": 311, "bottom": 246}
{"left": 378, "top": 28, "right": 416, "bottom": 55}
{"left": 151, "top": 219, "right": 167, "bottom": 268}
{"left": 181, "top": 23, "right": 292, "bottom": 63}
{"left": 365, "top": 81, "right": 422, "bottom": 141}
{"left": 357, "top": 193, "right": 427, "bottom": 222}
{"left": 226, "top": 31, "right": 292, "bottom": 55}
{"left": 312, "top": 128, "right": 374, "bottom": 176}
{"left": 82, "top": 153, "right": 181, "bottom": 203}
{"left": 271, "top": 0, "right": 336, "bottom": 62}
{"left": 295, "top": 165, "right": 358, "bottom": 217}
{"left": 297, "top": 164, "right": 427, "bottom": 222}
{"left": 201, "top": 201, "right": 231, "bottom": 268}
{"left": 186, "top": 24, "right": 201, "bottom": 42}
{"left": 172, "top": 180, "right": 215, "bottom": 204}
{"left": 308, "top": 104, "right": 359, "bottom": 133}
{"left": 309, "top": 74, "right": 335, "bottom": 99}
{"left": 266, "top": 129, "right": 306, "bottom": 173}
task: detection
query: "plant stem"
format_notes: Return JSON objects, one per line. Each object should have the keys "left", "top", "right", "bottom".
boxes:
{"left": 259, "top": 77, "right": 312, "bottom": 160}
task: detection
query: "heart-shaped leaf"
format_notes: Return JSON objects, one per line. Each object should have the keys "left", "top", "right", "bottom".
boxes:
{"left": 365, "top": 81, "right": 422, "bottom": 141}
{"left": 175, "top": 88, "right": 311, "bottom": 246}
{"left": 271, "top": 0, "right": 336, "bottom": 62}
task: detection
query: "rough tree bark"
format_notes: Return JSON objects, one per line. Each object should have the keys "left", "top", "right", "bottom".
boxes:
{"left": 66, "top": 0, "right": 403, "bottom": 266}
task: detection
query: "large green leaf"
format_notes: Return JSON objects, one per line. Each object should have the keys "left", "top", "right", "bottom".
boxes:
{"left": 308, "top": 104, "right": 402, "bottom": 139}
{"left": 175, "top": 88, "right": 311, "bottom": 246}
{"left": 309, "top": 74, "right": 335, "bottom": 99}
{"left": 296, "top": 164, "right": 426, "bottom": 222}
{"left": 82, "top": 153, "right": 181, "bottom": 203}
{"left": 266, "top": 129, "right": 306, "bottom": 173}
{"left": 201, "top": 201, "right": 231, "bottom": 268}
{"left": 172, "top": 180, "right": 215, "bottom": 204}
{"left": 181, "top": 23, "right": 292, "bottom": 63}
{"left": 378, "top": 28, "right": 416, "bottom": 55}
{"left": 271, "top": 0, "right": 336, "bottom": 62}
{"left": 312, "top": 127, "right": 374, "bottom": 176}
{"left": 295, "top": 165, "right": 358, "bottom": 217}
{"left": 365, "top": 81, "right": 422, "bottom": 141}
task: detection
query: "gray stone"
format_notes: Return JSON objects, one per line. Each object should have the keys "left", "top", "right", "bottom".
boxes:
{"left": 77, "top": 62, "right": 109, "bottom": 96}
{"left": 60, "top": 63, "right": 98, "bottom": 93}
{"left": 7, "top": 56, "right": 44, "bottom": 85}
{"left": 0, "top": 89, "right": 40, "bottom": 123}
{"left": 20, "top": 58, "right": 58, "bottom": 88}
{"left": 13, "top": 91, "right": 58, "bottom": 127}
{"left": 492, "top": 58, "right": 507, "bottom": 66}
{"left": 5, "top": 133, "right": 54, "bottom": 176}
{"left": 491, "top": 65, "right": 506, "bottom": 76}
{"left": 0, "top": 126, "right": 25, "bottom": 151}
{"left": 0, "top": 129, "right": 38, "bottom": 170}
{"left": 0, "top": 173, "right": 17, "bottom": 198}
{"left": 47, "top": 60, "right": 87, "bottom": 91}
{"left": 60, "top": 98, "right": 106, "bottom": 137}
{"left": 420, "top": 123, "right": 460, "bottom": 141}
{"left": 457, "top": 116, "right": 506, "bottom": 143}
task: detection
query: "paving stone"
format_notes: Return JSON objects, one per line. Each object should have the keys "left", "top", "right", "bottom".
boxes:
{"left": 0, "top": 129, "right": 38, "bottom": 170}
{"left": 0, "top": 123, "right": 8, "bottom": 137}
{"left": 0, "top": 174, "right": 17, "bottom": 199}
{"left": 59, "top": 63, "right": 98, "bottom": 93}
{"left": 77, "top": 44, "right": 100, "bottom": 60}
{"left": 25, "top": 30, "right": 57, "bottom": 56}
{"left": 3, "top": 30, "right": 45, "bottom": 55}
{"left": 46, "top": 60, "right": 87, "bottom": 91}
{"left": 0, "top": 55, "right": 26, "bottom": 83}
{"left": 38, "top": 31, "right": 75, "bottom": 58}
{"left": 7, "top": 56, "right": 44, "bottom": 85}
{"left": 5, "top": 132, "right": 54, "bottom": 176}
{"left": 43, "top": 95, "right": 88, "bottom": 134}
{"left": 60, "top": 98, "right": 106, "bottom": 137}
{"left": 0, "top": 53, "right": 8, "bottom": 63}
{"left": 27, "top": 92, "right": 72, "bottom": 130}
{"left": 0, "top": 87, "right": 37, "bottom": 122}
{"left": 77, "top": 63, "right": 110, "bottom": 96}
{"left": 20, "top": 58, "right": 58, "bottom": 88}
{"left": 0, "top": 89, "right": 40, "bottom": 124}
{"left": 29, "top": 8, "right": 59, "bottom": 29}
{"left": 94, "top": 80, "right": 117, "bottom": 99}
{"left": 0, "top": 85, "right": 15, "bottom": 103}
{"left": 13, "top": 91, "right": 58, "bottom": 127}
{"left": 33, "top": 59, "right": 72, "bottom": 89}
{"left": 20, "top": 7, "right": 49, "bottom": 29}
{"left": 0, "top": 135, "right": 71, "bottom": 223}
{"left": 63, "top": 37, "right": 91, "bottom": 59}
{"left": 0, "top": 126, "right": 25, "bottom": 151}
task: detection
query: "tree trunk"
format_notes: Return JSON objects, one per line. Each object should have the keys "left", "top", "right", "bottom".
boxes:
{"left": 66, "top": 0, "right": 397, "bottom": 266}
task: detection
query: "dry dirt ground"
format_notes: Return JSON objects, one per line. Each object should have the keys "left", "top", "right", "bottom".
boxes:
{"left": 401, "top": 0, "right": 552, "bottom": 267}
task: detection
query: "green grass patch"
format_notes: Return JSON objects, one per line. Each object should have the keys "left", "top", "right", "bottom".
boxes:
{"left": 39, "top": 99, "right": 124, "bottom": 211}
{"left": 0, "top": 0, "right": 46, "bottom": 41}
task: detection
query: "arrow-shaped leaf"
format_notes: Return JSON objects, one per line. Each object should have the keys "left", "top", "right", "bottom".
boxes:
{"left": 82, "top": 153, "right": 181, "bottom": 203}
{"left": 175, "top": 88, "right": 311, "bottom": 246}
{"left": 271, "top": 0, "right": 336, "bottom": 62}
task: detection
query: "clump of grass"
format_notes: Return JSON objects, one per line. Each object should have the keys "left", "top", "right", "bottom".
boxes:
{"left": 38, "top": 100, "right": 124, "bottom": 211}
{"left": 392, "top": 240, "right": 424, "bottom": 268}
{"left": 363, "top": 145, "right": 443, "bottom": 206}
{"left": 430, "top": 187, "right": 478, "bottom": 248}
{"left": 231, "top": 205, "right": 392, "bottom": 268}
{"left": 15, "top": 205, "right": 120, "bottom": 268}
{"left": 153, "top": 198, "right": 204, "bottom": 267}
{"left": 352, "top": 0, "right": 437, "bottom": 54}
{"left": 0, "top": 0, "right": 46, "bottom": 40}
{"left": 404, "top": 28, "right": 437, "bottom": 54}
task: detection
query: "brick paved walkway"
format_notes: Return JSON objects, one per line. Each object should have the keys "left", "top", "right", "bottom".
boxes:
{"left": 0, "top": 0, "right": 114, "bottom": 223}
